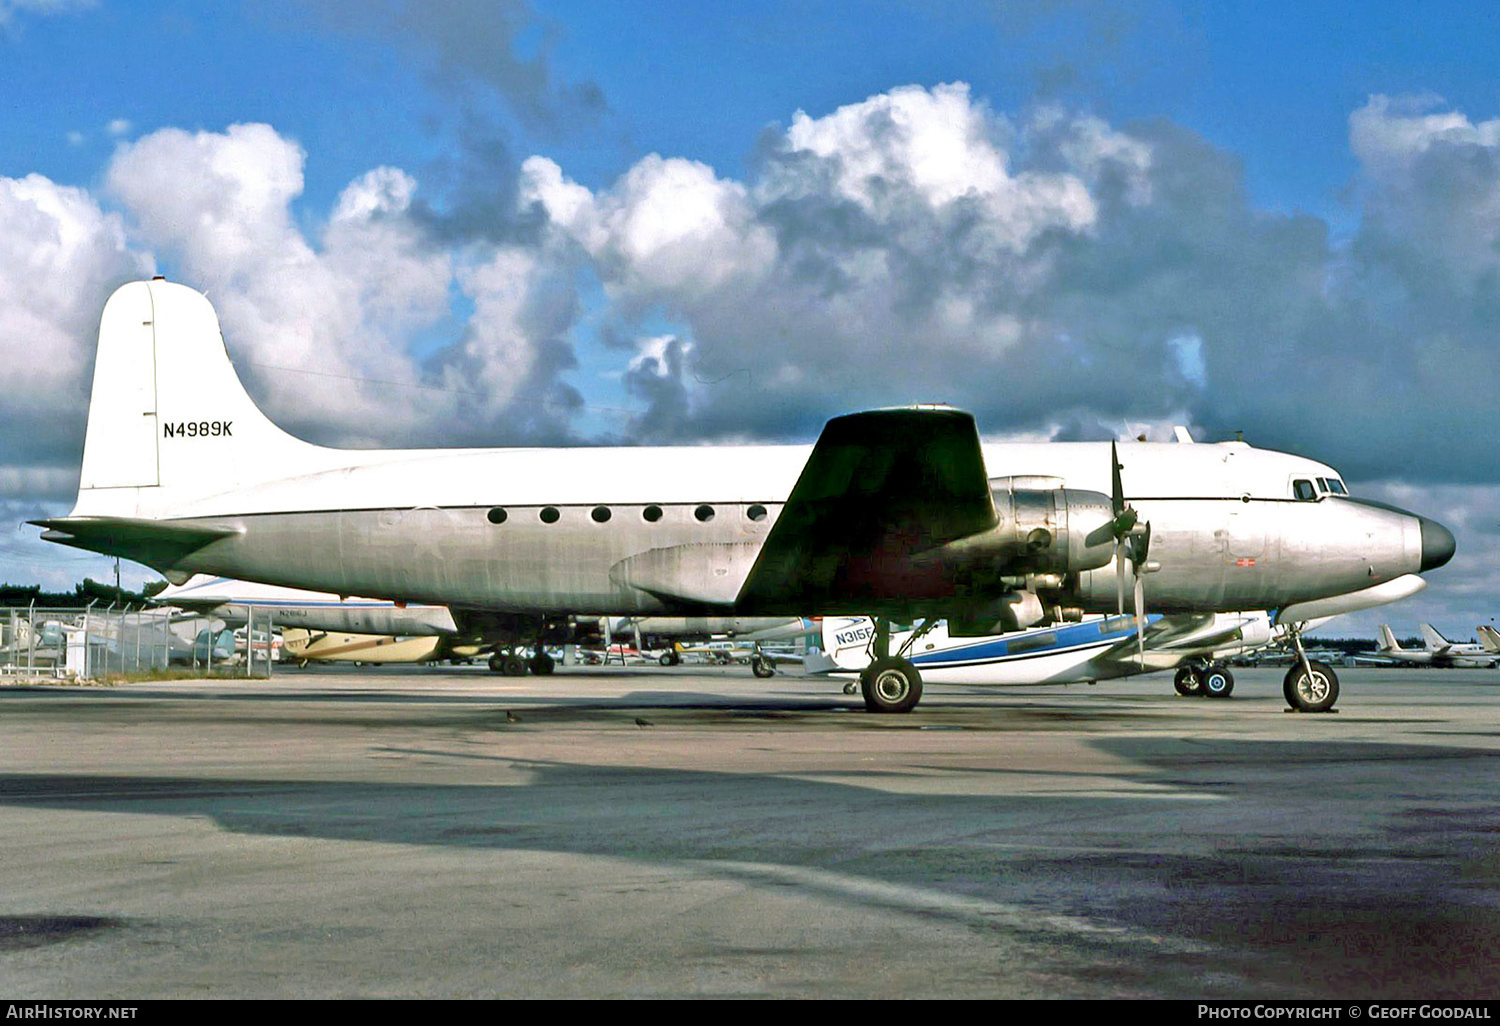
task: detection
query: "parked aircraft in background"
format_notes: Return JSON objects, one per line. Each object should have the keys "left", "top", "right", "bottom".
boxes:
{"left": 280, "top": 628, "right": 453, "bottom": 665}
{"left": 155, "top": 575, "right": 458, "bottom": 636}
{"left": 36, "top": 279, "right": 1456, "bottom": 713}
{"left": 623, "top": 616, "right": 815, "bottom": 676}
{"left": 1478, "top": 625, "right": 1500, "bottom": 656}
{"left": 1377, "top": 625, "right": 1500, "bottom": 668}
{"left": 814, "top": 610, "right": 1338, "bottom": 704}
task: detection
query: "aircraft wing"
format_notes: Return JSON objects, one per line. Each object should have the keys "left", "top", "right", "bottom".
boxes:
{"left": 1091, "top": 613, "right": 1270, "bottom": 671}
{"left": 735, "top": 408, "right": 996, "bottom": 615}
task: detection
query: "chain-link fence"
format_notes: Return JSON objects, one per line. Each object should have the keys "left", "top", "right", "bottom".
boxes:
{"left": 0, "top": 605, "right": 277, "bottom": 682}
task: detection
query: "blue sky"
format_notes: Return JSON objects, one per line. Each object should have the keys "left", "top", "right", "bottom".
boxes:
{"left": 1, "top": 0, "right": 1498, "bottom": 639}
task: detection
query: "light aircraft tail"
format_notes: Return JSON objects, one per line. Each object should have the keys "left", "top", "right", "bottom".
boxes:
{"left": 70, "top": 278, "right": 327, "bottom": 519}
{"left": 1419, "top": 623, "right": 1452, "bottom": 651}
{"left": 1377, "top": 625, "right": 1403, "bottom": 653}
{"left": 1478, "top": 625, "right": 1500, "bottom": 655}
{"left": 820, "top": 616, "right": 877, "bottom": 671}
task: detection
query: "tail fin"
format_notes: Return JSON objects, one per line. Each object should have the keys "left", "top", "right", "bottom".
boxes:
{"left": 1377, "top": 624, "right": 1402, "bottom": 652}
{"left": 1419, "top": 623, "right": 1451, "bottom": 651}
{"left": 1478, "top": 625, "right": 1500, "bottom": 655}
{"left": 820, "top": 616, "right": 877, "bottom": 671}
{"left": 73, "top": 279, "right": 326, "bottom": 518}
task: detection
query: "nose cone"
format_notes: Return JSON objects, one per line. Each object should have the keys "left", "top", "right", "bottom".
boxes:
{"left": 1419, "top": 517, "right": 1456, "bottom": 572}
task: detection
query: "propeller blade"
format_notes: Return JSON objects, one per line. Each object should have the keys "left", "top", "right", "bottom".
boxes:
{"left": 1111, "top": 440, "right": 1125, "bottom": 518}
{"left": 1115, "top": 540, "right": 1126, "bottom": 615}
{"left": 1134, "top": 571, "right": 1146, "bottom": 665}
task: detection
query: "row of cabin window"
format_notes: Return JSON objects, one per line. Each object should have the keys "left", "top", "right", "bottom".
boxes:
{"left": 486, "top": 504, "right": 769, "bottom": 525}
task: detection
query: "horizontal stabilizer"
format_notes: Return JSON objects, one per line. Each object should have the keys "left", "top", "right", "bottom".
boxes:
{"left": 29, "top": 516, "right": 240, "bottom": 575}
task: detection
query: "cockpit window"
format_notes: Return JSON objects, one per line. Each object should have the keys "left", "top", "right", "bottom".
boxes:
{"left": 1326, "top": 478, "right": 1348, "bottom": 495}
{"left": 1316, "top": 478, "right": 1329, "bottom": 492}
{"left": 1293, "top": 479, "right": 1317, "bottom": 501}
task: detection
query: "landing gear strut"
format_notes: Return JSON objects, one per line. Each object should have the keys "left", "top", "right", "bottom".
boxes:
{"left": 1282, "top": 623, "right": 1340, "bottom": 712}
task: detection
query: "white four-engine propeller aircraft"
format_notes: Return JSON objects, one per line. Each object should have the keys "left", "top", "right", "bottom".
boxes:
{"left": 35, "top": 279, "right": 1456, "bottom": 712}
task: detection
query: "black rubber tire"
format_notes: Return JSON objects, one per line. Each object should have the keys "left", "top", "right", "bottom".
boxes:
{"left": 1202, "top": 666, "right": 1235, "bottom": 698}
{"left": 488, "top": 653, "right": 504, "bottom": 673}
{"left": 1283, "top": 660, "right": 1339, "bottom": 712}
{"left": 529, "top": 652, "right": 554, "bottom": 676}
{"left": 1173, "top": 666, "right": 1204, "bottom": 696}
{"left": 751, "top": 656, "right": 775, "bottom": 678}
{"left": 860, "top": 656, "right": 923, "bottom": 713}
{"left": 502, "top": 654, "right": 528, "bottom": 677}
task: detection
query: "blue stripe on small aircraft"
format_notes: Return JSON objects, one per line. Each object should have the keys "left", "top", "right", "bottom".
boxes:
{"left": 906, "top": 614, "right": 1162, "bottom": 668}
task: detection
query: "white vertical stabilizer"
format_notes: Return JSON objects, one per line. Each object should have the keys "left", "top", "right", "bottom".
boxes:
{"left": 1377, "top": 624, "right": 1403, "bottom": 653}
{"left": 72, "top": 279, "right": 330, "bottom": 518}
{"left": 1419, "top": 623, "right": 1453, "bottom": 651}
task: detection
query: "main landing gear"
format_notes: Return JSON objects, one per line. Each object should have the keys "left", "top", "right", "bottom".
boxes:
{"left": 487, "top": 646, "right": 554, "bottom": 677}
{"left": 1174, "top": 662, "right": 1235, "bottom": 699}
{"left": 853, "top": 618, "right": 931, "bottom": 714}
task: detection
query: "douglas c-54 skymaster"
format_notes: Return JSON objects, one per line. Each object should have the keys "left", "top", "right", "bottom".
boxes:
{"left": 36, "top": 279, "right": 1456, "bottom": 712}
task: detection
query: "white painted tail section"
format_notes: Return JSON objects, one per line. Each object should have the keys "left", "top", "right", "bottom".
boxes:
{"left": 821, "top": 616, "right": 877, "bottom": 670}
{"left": 79, "top": 283, "right": 159, "bottom": 490}
{"left": 73, "top": 280, "right": 326, "bottom": 518}
{"left": 1478, "top": 625, "right": 1500, "bottom": 655}
{"left": 1419, "top": 623, "right": 1452, "bottom": 651}
{"left": 1377, "top": 624, "right": 1402, "bottom": 653}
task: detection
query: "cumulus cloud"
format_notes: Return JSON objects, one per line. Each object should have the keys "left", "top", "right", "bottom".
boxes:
{"left": 104, "top": 123, "right": 578, "bottom": 448}
{"left": 505, "top": 85, "right": 1500, "bottom": 491}
{"left": 0, "top": 173, "right": 152, "bottom": 489}
{"left": 520, "top": 83, "right": 1199, "bottom": 441}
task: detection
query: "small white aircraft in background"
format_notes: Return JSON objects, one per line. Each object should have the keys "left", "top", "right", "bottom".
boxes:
{"left": 625, "top": 616, "right": 815, "bottom": 676}
{"left": 1377, "top": 624, "right": 1500, "bottom": 668}
{"left": 155, "top": 575, "right": 458, "bottom": 636}
{"left": 812, "top": 610, "right": 1344, "bottom": 706}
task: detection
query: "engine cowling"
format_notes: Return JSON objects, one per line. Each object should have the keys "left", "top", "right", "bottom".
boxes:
{"left": 935, "top": 480, "right": 1117, "bottom": 577}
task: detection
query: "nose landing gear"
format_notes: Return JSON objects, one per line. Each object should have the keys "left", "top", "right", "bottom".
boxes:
{"left": 1283, "top": 623, "right": 1340, "bottom": 712}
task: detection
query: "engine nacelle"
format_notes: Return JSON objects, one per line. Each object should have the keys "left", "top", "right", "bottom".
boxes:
{"left": 936, "top": 482, "right": 1117, "bottom": 577}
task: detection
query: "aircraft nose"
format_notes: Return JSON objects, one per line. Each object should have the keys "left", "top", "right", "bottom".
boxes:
{"left": 1419, "top": 516, "right": 1456, "bottom": 572}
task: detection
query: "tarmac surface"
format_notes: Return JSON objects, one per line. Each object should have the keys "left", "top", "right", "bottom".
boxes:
{"left": 1, "top": 662, "right": 1498, "bottom": 999}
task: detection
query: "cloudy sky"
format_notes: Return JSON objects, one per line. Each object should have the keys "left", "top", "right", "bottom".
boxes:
{"left": 1, "top": 0, "right": 1496, "bottom": 640}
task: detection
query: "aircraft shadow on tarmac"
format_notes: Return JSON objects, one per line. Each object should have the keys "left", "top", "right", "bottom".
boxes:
{"left": 1, "top": 736, "right": 1499, "bottom": 997}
